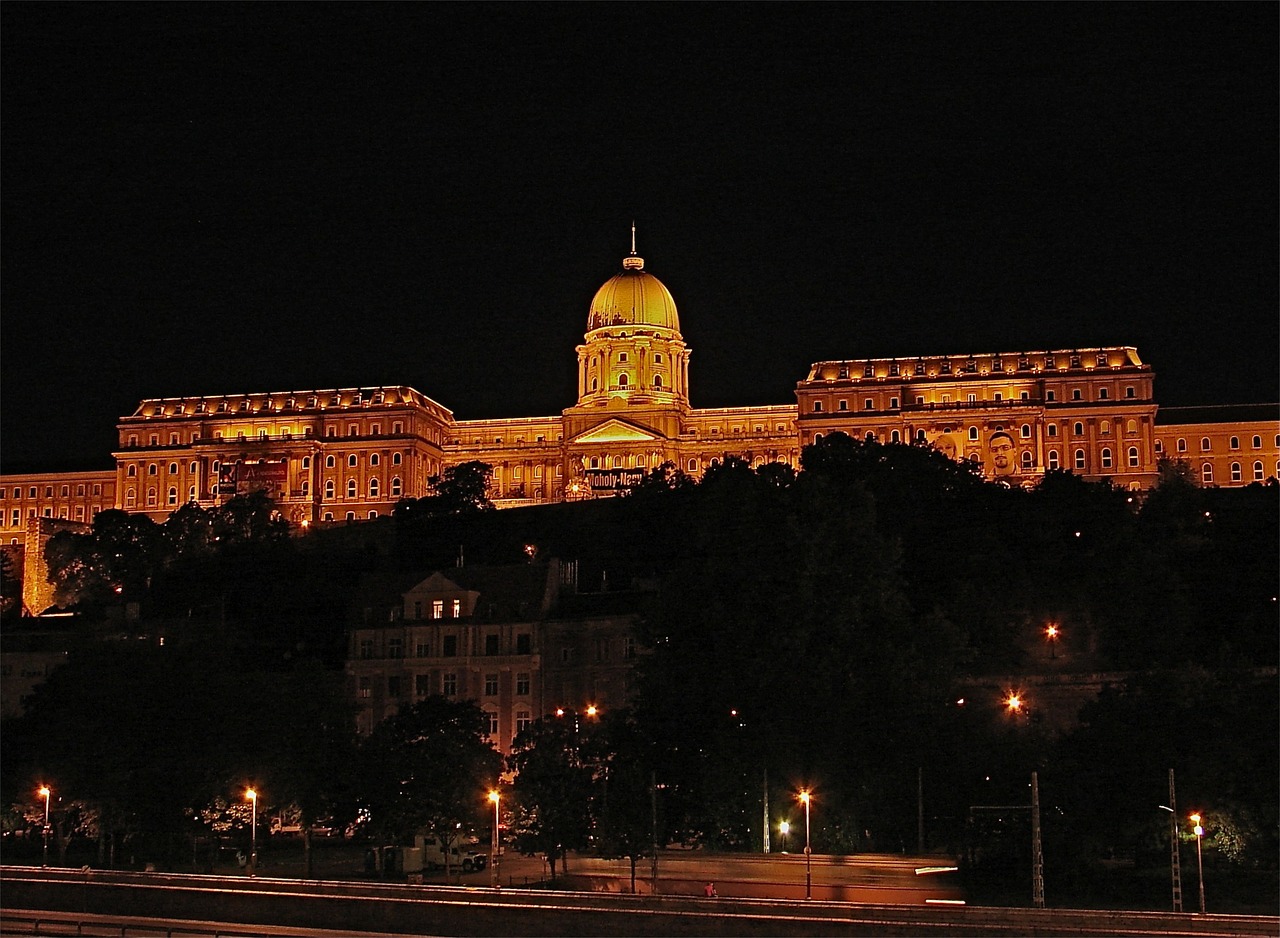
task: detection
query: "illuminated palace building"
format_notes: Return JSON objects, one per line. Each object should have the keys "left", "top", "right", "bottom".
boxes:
{"left": 2, "top": 240, "right": 1278, "bottom": 541}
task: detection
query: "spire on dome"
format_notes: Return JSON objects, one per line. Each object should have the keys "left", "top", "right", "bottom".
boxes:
{"left": 623, "top": 221, "right": 644, "bottom": 270}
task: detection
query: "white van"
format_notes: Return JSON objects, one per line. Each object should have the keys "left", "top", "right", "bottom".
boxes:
{"left": 413, "top": 834, "right": 487, "bottom": 872}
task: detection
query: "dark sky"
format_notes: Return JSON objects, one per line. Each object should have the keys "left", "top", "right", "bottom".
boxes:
{"left": 3, "top": 4, "right": 1276, "bottom": 472}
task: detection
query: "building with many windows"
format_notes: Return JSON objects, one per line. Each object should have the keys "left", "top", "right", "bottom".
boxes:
{"left": 346, "top": 560, "right": 640, "bottom": 750}
{"left": 2, "top": 237, "right": 1277, "bottom": 601}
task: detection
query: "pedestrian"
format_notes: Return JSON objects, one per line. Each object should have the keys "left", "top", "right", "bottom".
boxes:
{"left": 704, "top": 881, "right": 717, "bottom": 898}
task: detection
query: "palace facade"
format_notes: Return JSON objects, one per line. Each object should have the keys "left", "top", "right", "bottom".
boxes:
{"left": 2, "top": 240, "right": 1277, "bottom": 556}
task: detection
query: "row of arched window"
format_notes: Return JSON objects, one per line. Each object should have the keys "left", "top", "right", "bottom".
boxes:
{"left": 1200, "top": 461, "right": 1276, "bottom": 484}
{"left": 1168, "top": 434, "right": 1275, "bottom": 453}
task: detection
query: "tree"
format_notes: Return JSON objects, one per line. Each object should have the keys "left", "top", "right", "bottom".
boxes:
{"left": 359, "top": 696, "right": 502, "bottom": 878}
{"left": 45, "top": 509, "right": 161, "bottom": 608}
{"left": 507, "top": 715, "right": 594, "bottom": 879}
{"left": 590, "top": 710, "right": 657, "bottom": 893}
{"left": 428, "top": 462, "right": 495, "bottom": 515}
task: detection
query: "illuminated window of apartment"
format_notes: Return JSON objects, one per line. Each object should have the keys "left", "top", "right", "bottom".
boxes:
{"left": 1074, "top": 450, "right": 1086, "bottom": 470}
{"left": 358, "top": 678, "right": 371, "bottom": 699}
{"left": 433, "top": 600, "right": 445, "bottom": 620}
{"left": 443, "top": 673, "right": 457, "bottom": 696}
{"left": 1201, "top": 463, "right": 1213, "bottom": 484}
{"left": 1230, "top": 462, "right": 1242, "bottom": 483}
{"left": 1047, "top": 450, "right": 1060, "bottom": 470}
{"left": 516, "top": 672, "right": 530, "bottom": 695}
{"left": 451, "top": 599, "right": 461, "bottom": 618}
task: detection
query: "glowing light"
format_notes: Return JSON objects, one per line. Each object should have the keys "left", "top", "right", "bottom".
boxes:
{"left": 488, "top": 790, "right": 500, "bottom": 805}
{"left": 1046, "top": 624, "right": 1059, "bottom": 640}
{"left": 585, "top": 705, "right": 598, "bottom": 717}
{"left": 246, "top": 788, "right": 257, "bottom": 802}
{"left": 38, "top": 786, "right": 50, "bottom": 799}
{"left": 1005, "top": 693, "right": 1022, "bottom": 712}
{"left": 554, "top": 707, "right": 565, "bottom": 717}
{"left": 799, "top": 790, "right": 810, "bottom": 805}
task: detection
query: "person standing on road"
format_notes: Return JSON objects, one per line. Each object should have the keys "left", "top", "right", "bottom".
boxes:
{"left": 704, "top": 882, "right": 717, "bottom": 898}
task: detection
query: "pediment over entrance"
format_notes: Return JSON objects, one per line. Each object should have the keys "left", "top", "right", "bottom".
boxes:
{"left": 570, "top": 418, "right": 664, "bottom": 444}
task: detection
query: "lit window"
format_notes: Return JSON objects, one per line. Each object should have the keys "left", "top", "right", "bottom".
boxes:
{"left": 433, "top": 600, "right": 444, "bottom": 620}
{"left": 358, "top": 678, "right": 371, "bottom": 699}
{"left": 968, "top": 426, "right": 979, "bottom": 441}
{"left": 452, "top": 599, "right": 461, "bottom": 618}
{"left": 485, "top": 711, "right": 499, "bottom": 736}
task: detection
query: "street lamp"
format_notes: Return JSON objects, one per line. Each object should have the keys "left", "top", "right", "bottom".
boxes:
{"left": 1045, "top": 624, "right": 1059, "bottom": 659}
{"left": 779, "top": 820, "right": 790, "bottom": 853}
{"left": 488, "top": 790, "right": 501, "bottom": 888}
{"left": 799, "top": 790, "right": 812, "bottom": 900}
{"left": 245, "top": 788, "right": 258, "bottom": 877}
{"left": 1190, "top": 813, "right": 1206, "bottom": 913}
{"left": 38, "top": 786, "right": 51, "bottom": 868}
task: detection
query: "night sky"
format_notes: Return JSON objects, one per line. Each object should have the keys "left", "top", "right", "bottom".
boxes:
{"left": 3, "top": 4, "right": 1276, "bottom": 472}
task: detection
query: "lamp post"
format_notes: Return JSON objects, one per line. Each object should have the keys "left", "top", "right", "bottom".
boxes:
{"left": 245, "top": 788, "right": 258, "bottom": 877}
{"left": 1190, "top": 814, "right": 1205, "bottom": 913}
{"left": 38, "top": 786, "right": 51, "bottom": 868}
{"left": 488, "top": 790, "right": 501, "bottom": 888}
{"left": 1045, "top": 624, "right": 1059, "bottom": 659}
{"left": 799, "top": 790, "right": 812, "bottom": 900}
{"left": 779, "top": 820, "right": 790, "bottom": 853}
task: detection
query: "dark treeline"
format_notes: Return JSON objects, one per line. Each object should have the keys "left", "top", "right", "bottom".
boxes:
{"left": 2, "top": 436, "right": 1275, "bottom": 903}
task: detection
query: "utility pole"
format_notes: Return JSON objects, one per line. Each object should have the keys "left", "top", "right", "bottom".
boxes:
{"left": 762, "top": 767, "right": 770, "bottom": 854}
{"left": 917, "top": 767, "right": 925, "bottom": 854}
{"left": 1169, "top": 769, "right": 1183, "bottom": 912}
{"left": 650, "top": 771, "right": 659, "bottom": 892}
{"left": 1031, "top": 772, "right": 1045, "bottom": 909}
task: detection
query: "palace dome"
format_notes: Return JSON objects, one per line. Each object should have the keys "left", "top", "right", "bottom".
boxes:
{"left": 587, "top": 253, "right": 680, "bottom": 335}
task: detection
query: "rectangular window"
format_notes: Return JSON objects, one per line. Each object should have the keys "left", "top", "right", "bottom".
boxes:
{"left": 516, "top": 633, "right": 531, "bottom": 654}
{"left": 387, "top": 676, "right": 401, "bottom": 698}
{"left": 388, "top": 638, "right": 403, "bottom": 659}
{"left": 432, "top": 600, "right": 444, "bottom": 619}
{"left": 485, "top": 674, "right": 498, "bottom": 696}
{"left": 452, "top": 599, "right": 461, "bottom": 618}
{"left": 486, "top": 711, "right": 499, "bottom": 736}
{"left": 863, "top": 398, "right": 873, "bottom": 410}
{"left": 359, "top": 639, "right": 374, "bottom": 659}
{"left": 415, "top": 674, "right": 430, "bottom": 696}
{"left": 358, "top": 678, "right": 371, "bottom": 699}
{"left": 623, "top": 636, "right": 636, "bottom": 660}
{"left": 516, "top": 710, "right": 532, "bottom": 732}
{"left": 516, "top": 672, "right": 530, "bottom": 695}
{"left": 416, "top": 641, "right": 430, "bottom": 657}
{"left": 443, "top": 635, "right": 458, "bottom": 657}
{"left": 485, "top": 634, "right": 500, "bottom": 656}
{"left": 889, "top": 397, "right": 899, "bottom": 409}
{"left": 443, "top": 673, "right": 457, "bottom": 696}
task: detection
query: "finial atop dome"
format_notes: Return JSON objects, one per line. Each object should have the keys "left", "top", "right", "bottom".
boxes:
{"left": 623, "top": 221, "right": 644, "bottom": 269}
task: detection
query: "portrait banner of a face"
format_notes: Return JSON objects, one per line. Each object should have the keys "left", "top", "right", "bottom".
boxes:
{"left": 928, "top": 432, "right": 959, "bottom": 461}
{"left": 986, "top": 431, "right": 1017, "bottom": 479}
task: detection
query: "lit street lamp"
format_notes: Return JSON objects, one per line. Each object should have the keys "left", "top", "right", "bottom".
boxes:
{"left": 38, "top": 786, "right": 51, "bottom": 868}
{"left": 799, "top": 790, "right": 812, "bottom": 900}
{"left": 245, "top": 788, "right": 258, "bottom": 877}
{"left": 1190, "top": 813, "right": 1206, "bottom": 913}
{"left": 488, "top": 790, "right": 501, "bottom": 888}
{"left": 1045, "top": 624, "right": 1059, "bottom": 659}
{"left": 779, "top": 820, "right": 790, "bottom": 853}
